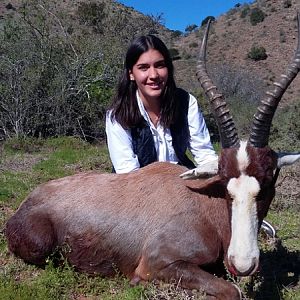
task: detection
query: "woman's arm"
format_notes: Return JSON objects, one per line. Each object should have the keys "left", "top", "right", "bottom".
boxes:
{"left": 105, "top": 112, "right": 140, "bottom": 173}
{"left": 179, "top": 94, "right": 219, "bottom": 179}
{"left": 187, "top": 94, "right": 218, "bottom": 166}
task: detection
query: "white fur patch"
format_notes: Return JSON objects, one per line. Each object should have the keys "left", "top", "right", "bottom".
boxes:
{"left": 227, "top": 143, "right": 261, "bottom": 274}
{"left": 236, "top": 141, "right": 249, "bottom": 173}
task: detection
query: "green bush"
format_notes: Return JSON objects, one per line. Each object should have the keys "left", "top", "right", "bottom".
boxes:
{"left": 248, "top": 45, "right": 268, "bottom": 61}
{"left": 283, "top": 0, "right": 292, "bottom": 8}
{"left": 189, "top": 42, "right": 198, "bottom": 48}
{"left": 240, "top": 6, "right": 250, "bottom": 18}
{"left": 185, "top": 24, "right": 198, "bottom": 33}
{"left": 250, "top": 8, "right": 265, "bottom": 25}
{"left": 169, "top": 48, "right": 180, "bottom": 60}
{"left": 279, "top": 28, "right": 286, "bottom": 43}
{"left": 0, "top": 2, "right": 116, "bottom": 142}
{"left": 201, "top": 16, "right": 215, "bottom": 27}
{"left": 171, "top": 30, "right": 182, "bottom": 38}
{"left": 77, "top": 1, "right": 107, "bottom": 33}
{"left": 270, "top": 100, "right": 300, "bottom": 151}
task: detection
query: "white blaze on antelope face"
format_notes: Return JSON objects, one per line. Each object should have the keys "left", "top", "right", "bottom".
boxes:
{"left": 227, "top": 141, "right": 261, "bottom": 275}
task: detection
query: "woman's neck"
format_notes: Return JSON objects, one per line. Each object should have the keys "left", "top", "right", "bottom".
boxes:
{"left": 138, "top": 91, "right": 161, "bottom": 126}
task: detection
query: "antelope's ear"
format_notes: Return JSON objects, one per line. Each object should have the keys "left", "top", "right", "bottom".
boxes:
{"left": 184, "top": 175, "right": 226, "bottom": 198}
{"left": 277, "top": 152, "right": 300, "bottom": 168}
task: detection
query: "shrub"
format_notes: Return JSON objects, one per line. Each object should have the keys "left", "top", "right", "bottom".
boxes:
{"left": 250, "top": 8, "right": 265, "bottom": 25}
{"left": 0, "top": 3, "right": 116, "bottom": 142}
{"left": 185, "top": 24, "right": 198, "bottom": 33}
{"left": 240, "top": 6, "right": 250, "bottom": 18}
{"left": 169, "top": 48, "right": 180, "bottom": 60}
{"left": 248, "top": 45, "right": 268, "bottom": 61}
{"left": 189, "top": 42, "right": 198, "bottom": 48}
{"left": 279, "top": 28, "right": 286, "bottom": 43}
{"left": 270, "top": 100, "right": 300, "bottom": 151}
{"left": 227, "top": 7, "right": 238, "bottom": 17}
{"left": 197, "top": 64, "right": 266, "bottom": 140}
{"left": 201, "top": 16, "right": 215, "bottom": 27}
{"left": 77, "top": 2, "right": 106, "bottom": 33}
{"left": 283, "top": 0, "right": 292, "bottom": 8}
{"left": 171, "top": 30, "right": 182, "bottom": 38}
{"left": 209, "top": 64, "right": 265, "bottom": 104}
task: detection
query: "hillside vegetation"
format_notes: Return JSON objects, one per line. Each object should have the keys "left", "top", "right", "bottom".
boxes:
{"left": 174, "top": 0, "right": 300, "bottom": 101}
{"left": 0, "top": 0, "right": 300, "bottom": 145}
{"left": 0, "top": 0, "right": 170, "bottom": 141}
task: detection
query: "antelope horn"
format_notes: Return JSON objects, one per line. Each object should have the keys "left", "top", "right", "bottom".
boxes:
{"left": 249, "top": 12, "right": 300, "bottom": 148}
{"left": 196, "top": 19, "right": 239, "bottom": 148}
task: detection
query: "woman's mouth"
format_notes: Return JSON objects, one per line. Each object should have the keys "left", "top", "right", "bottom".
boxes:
{"left": 147, "top": 82, "right": 163, "bottom": 89}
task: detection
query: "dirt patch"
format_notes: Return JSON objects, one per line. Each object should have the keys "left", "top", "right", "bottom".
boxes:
{"left": 274, "top": 163, "right": 300, "bottom": 211}
{"left": 0, "top": 153, "right": 46, "bottom": 172}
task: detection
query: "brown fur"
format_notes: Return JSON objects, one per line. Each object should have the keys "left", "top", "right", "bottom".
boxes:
{"left": 5, "top": 152, "right": 277, "bottom": 299}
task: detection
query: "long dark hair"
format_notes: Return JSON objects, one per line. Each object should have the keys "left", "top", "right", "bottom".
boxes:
{"left": 109, "top": 34, "right": 178, "bottom": 129}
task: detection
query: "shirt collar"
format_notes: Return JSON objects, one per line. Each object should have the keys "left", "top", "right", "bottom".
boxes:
{"left": 136, "top": 90, "right": 157, "bottom": 128}
{"left": 136, "top": 90, "right": 163, "bottom": 131}
{"left": 136, "top": 90, "right": 148, "bottom": 120}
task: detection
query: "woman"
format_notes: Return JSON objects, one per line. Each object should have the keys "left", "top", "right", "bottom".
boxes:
{"left": 106, "top": 34, "right": 218, "bottom": 176}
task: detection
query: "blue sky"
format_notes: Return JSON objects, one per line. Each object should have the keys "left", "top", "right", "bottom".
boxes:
{"left": 117, "top": 0, "right": 252, "bottom": 31}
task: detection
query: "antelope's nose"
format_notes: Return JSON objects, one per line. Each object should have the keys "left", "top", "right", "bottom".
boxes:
{"left": 228, "top": 255, "right": 259, "bottom": 276}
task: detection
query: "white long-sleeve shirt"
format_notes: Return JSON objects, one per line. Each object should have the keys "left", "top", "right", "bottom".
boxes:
{"left": 106, "top": 92, "right": 217, "bottom": 174}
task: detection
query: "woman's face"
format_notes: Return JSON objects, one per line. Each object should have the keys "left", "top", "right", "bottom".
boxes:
{"left": 129, "top": 49, "right": 168, "bottom": 103}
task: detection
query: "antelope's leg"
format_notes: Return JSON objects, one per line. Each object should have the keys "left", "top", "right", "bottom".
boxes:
{"left": 131, "top": 258, "right": 241, "bottom": 300}
{"left": 5, "top": 211, "right": 56, "bottom": 266}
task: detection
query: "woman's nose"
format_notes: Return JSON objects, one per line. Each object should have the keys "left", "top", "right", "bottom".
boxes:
{"left": 149, "top": 67, "right": 159, "bottom": 79}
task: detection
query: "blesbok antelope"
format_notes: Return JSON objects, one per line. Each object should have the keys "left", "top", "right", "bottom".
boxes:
{"left": 5, "top": 15, "right": 300, "bottom": 300}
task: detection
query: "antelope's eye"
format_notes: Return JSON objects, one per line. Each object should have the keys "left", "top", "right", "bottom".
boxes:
{"left": 256, "top": 189, "right": 265, "bottom": 201}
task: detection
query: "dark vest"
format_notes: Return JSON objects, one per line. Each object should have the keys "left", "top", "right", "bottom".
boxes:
{"left": 131, "top": 88, "right": 196, "bottom": 169}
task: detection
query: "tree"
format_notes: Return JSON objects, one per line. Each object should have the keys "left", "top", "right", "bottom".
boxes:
{"left": 77, "top": 2, "right": 107, "bottom": 34}
{"left": 171, "top": 30, "right": 182, "bottom": 38}
{"left": 0, "top": 1, "right": 115, "bottom": 140}
{"left": 185, "top": 24, "right": 198, "bottom": 33}
{"left": 0, "top": 0, "right": 174, "bottom": 141}
{"left": 201, "top": 16, "right": 215, "bottom": 27}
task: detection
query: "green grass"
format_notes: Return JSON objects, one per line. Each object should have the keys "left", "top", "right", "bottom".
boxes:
{"left": 0, "top": 261, "right": 142, "bottom": 300}
{"left": 0, "top": 137, "right": 111, "bottom": 208}
{"left": 267, "top": 211, "right": 300, "bottom": 250}
{"left": 241, "top": 209, "right": 300, "bottom": 300}
{"left": 0, "top": 136, "right": 299, "bottom": 300}
{"left": 0, "top": 171, "right": 36, "bottom": 206}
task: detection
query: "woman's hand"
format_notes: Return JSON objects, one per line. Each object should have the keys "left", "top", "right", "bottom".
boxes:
{"left": 180, "top": 158, "right": 218, "bottom": 179}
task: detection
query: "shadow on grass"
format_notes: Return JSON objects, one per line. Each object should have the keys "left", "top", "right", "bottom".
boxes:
{"left": 245, "top": 240, "right": 299, "bottom": 300}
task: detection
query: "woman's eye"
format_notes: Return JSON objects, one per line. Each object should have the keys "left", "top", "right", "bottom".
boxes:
{"left": 156, "top": 62, "right": 166, "bottom": 68}
{"left": 138, "top": 65, "right": 148, "bottom": 71}
{"left": 155, "top": 61, "right": 166, "bottom": 69}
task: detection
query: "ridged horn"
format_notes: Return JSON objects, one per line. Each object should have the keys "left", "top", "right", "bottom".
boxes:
{"left": 249, "top": 12, "right": 300, "bottom": 148}
{"left": 196, "top": 19, "right": 239, "bottom": 148}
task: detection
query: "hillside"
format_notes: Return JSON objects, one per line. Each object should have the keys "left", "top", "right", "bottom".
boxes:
{"left": 173, "top": 0, "right": 300, "bottom": 104}
{"left": 0, "top": 0, "right": 172, "bottom": 52}
{"left": 1, "top": 0, "right": 299, "bottom": 105}
{"left": 0, "top": 0, "right": 300, "bottom": 141}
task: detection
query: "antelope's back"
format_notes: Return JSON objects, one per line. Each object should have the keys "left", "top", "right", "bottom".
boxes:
{"left": 6, "top": 162, "right": 218, "bottom": 240}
